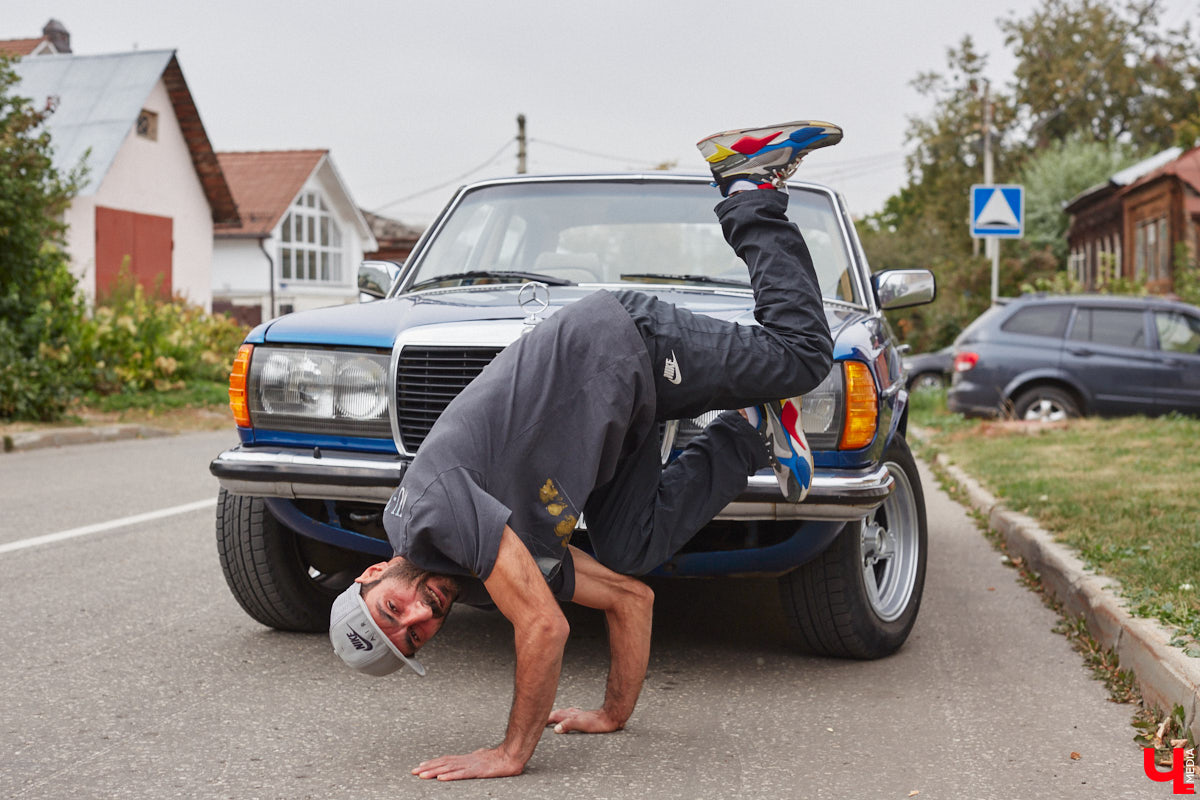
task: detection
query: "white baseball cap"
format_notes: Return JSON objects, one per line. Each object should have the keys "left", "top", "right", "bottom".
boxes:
{"left": 329, "top": 582, "right": 426, "bottom": 677}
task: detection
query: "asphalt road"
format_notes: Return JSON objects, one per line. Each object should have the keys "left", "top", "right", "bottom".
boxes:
{"left": 0, "top": 432, "right": 1159, "bottom": 799}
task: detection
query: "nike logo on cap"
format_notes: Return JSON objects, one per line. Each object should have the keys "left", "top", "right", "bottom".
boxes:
{"left": 346, "top": 628, "right": 373, "bottom": 651}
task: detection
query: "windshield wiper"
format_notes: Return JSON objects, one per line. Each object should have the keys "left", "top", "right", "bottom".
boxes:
{"left": 619, "top": 272, "right": 751, "bottom": 289}
{"left": 408, "top": 270, "right": 574, "bottom": 292}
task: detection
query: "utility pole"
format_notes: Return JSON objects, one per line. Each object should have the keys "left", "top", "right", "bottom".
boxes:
{"left": 516, "top": 114, "right": 527, "bottom": 174}
{"left": 982, "top": 79, "right": 999, "bottom": 305}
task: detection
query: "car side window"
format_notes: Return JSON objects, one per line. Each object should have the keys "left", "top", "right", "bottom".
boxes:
{"left": 1000, "top": 304, "right": 1070, "bottom": 338}
{"left": 1068, "top": 307, "right": 1147, "bottom": 349}
{"left": 1155, "top": 311, "right": 1200, "bottom": 354}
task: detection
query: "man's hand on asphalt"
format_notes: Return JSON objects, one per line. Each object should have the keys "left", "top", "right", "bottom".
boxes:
{"left": 547, "top": 706, "right": 624, "bottom": 734}
{"left": 411, "top": 747, "right": 524, "bottom": 781}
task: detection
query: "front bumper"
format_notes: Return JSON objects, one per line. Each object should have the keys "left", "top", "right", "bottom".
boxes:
{"left": 210, "top": 445, "right": 893, "bottom": 522}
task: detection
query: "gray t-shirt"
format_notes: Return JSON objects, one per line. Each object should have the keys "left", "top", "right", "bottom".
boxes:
{"left": 383, "top": 290, "right": 656, "bottom": 604}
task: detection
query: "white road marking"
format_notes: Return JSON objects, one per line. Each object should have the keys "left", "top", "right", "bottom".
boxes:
{"left": 0, "top": 498, "right": 216, "bottom": 555}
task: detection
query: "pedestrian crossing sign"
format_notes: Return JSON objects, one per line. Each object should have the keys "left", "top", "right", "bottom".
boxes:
{"left": 970, "top": 184, "right": 1024, "bottom": 238}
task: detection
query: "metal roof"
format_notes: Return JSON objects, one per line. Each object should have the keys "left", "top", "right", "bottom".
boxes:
{"left": 14, "top": 50, "right": 176, "bottom": 194}
{"left": 11, "top": 50, "right": 238, "bottom": 224}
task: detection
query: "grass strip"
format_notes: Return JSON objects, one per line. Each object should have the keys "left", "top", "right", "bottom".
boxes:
{"left": 909, "top": 388, "right": 1200, "bottom": 653}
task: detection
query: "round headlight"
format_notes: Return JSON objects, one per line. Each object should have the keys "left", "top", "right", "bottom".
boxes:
{"left": 260, "top": 351, "right": 334, "bottom": 416}
{"left": 335, "top": 357, "right": 387, "bottom": 419}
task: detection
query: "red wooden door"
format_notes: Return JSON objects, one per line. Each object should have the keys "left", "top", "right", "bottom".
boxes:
{"left": 95, "top": 206, "right": 173, "bottom": 300}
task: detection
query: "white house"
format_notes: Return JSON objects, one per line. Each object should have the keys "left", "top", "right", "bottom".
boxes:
{"left": 212, "top": 150, "right": 376, "bottom": 325}
{"left": 11, "top": 49, "right": 239, "bottom": 309}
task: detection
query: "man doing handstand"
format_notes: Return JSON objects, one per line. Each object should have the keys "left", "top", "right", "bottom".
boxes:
{"left": 328, "top": 120, "right": 841, "bottom": 781}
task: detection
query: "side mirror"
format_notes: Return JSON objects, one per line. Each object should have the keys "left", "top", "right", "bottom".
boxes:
{"left": 358, "top": 260, "right": 402, "bottom": 301}
{"left": 872, "top": 269, "right": 936, "bottom": 310}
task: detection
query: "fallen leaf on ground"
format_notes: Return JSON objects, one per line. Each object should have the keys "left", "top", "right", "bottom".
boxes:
{"left": 1070, "top": 752, "right": 1081, "bottom": 760}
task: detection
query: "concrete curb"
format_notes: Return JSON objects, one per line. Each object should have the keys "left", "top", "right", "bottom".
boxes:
{"left": 2, "top": 424, "right": 174, "bottom": 454}
{"left": 932, "top": 451, "right": 1200, "bottom": 739}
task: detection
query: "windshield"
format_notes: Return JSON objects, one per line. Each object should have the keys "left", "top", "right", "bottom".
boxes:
{"left": 401, "top": 180, "right": 860, "bottom": 304}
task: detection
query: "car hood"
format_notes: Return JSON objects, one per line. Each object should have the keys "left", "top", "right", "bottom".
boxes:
{"left": 253, "top": 285, "right": 859, "bottom": 349}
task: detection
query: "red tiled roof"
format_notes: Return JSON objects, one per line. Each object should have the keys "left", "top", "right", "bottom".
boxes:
{"left": 1125, "top": 145, "right": 1200, "bottom": 197}
{"left": 215, "top": 150, "right": 327, "bottom": 236}
{"left": 1167, "top": 146, "right": 1200, "bottom": 196}
{"left": 0, "top": 37, "right": 47, "bottom": 56}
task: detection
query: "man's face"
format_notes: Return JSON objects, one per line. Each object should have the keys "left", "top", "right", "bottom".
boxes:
{"left": 356, "top": 559, "right": 459, "bottom": 657}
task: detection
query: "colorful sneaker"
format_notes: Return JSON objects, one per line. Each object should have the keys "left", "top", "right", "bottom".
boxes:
{"left": 754, "top": 397, "right": 814, "bottom": 503}
{"left": 697, "top": 121, "right": 842, "bottom": 195}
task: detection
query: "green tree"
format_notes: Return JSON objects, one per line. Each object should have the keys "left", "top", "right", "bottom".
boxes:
{"left": 1001, "top": 0, "right": 1200, "bottom": 151}
{"left": 0, "top": 55, "right": 88, "bottom": 420}
{"left": 862, "top": 0, "right": 1200, "bottom": 352}
{"left": 1017, "top": 135, "right": 1141, "bottom": 262}
{"left": 898, "top": 36, "right": 1018, "bottom": 257}
{"left": 859, "top": 37, "right": 1022, "bottom": 350}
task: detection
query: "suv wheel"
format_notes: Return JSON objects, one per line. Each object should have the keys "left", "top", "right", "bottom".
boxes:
{"left": 1012, "top": 386, "right": 1079, "bottom": 422}
{"left": 216, "top": 489, "right": 364, "bottom": 632}
{"left": 909, "top": 371, "right": 946, "bottom": 392}
{"left": 778, "top": 437, "right": 927, "bottom": 659}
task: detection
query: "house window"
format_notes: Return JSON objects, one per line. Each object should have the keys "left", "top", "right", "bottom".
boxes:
{"left": 1068, "top": 250, "right": 1085, "bottom": 285}
{"left": 278, "top": 192, "right": 343, "bottom": 283}
{"left": 1134, "top": 215, "right": 1170, "bottom": 282}
{"left": 136, "top": 109, "right": 158, "bottom": 141}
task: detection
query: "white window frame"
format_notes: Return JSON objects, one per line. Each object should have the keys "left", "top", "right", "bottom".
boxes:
{"left": 278, "top": 191, "right": 344, "bottom": 284}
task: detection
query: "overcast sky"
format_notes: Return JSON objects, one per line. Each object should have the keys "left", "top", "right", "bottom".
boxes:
{"left": 7, "top": 0, "right": 1198, "bottom": 225}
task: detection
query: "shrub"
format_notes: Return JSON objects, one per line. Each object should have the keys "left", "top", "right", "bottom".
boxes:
{"left": 1174, "top": 242, "right": 1200, "bottom": 308}
{"left": 0, "top": 56, "right": 89, "bottom": 420}
{"left": 81, "top": 277, "right": 247, "bottom": 394}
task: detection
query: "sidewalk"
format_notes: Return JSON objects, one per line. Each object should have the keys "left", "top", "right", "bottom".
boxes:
{"left": 3, "top": 423, "right": 174, "bottom": 453}
{"left": 929, "top": 448, "right": 1200, "bottom": 741}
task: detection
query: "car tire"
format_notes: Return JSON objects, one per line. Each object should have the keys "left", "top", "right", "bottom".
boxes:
{"left": 908, "top": 371, "right": 946, "bottom": 392}
{"left": 777, "top": 437, "right": 927, "bottom": 659}
{"left": 1012, "top": 386, "right": 1079, "bottom": 422}
{"left": 216, "top": 489, "right": 361, "bottom": 632}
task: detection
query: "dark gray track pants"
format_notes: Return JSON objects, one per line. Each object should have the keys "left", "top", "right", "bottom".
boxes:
{"left": 584, "top": 189, "right": 834, "bottom": 575}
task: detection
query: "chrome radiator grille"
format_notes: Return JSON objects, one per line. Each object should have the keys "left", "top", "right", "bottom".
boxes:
{"left": 395, "top": 346, "right": 503, "bottom": 452}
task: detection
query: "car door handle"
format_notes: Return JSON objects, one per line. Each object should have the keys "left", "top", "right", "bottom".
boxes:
{"left": 1067, "top": 347, "right": 1093, "bottom": 357}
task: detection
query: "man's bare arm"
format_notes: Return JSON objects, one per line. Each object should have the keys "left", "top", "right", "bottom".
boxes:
{"left": 411, "top": 526, "right": 569, "bottom": 781}
{"left": 547, "top": 545, "right": 653, "bottom": 734}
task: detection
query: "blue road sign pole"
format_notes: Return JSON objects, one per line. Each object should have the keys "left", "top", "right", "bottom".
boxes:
{"left": 970, "top": 184, "right": 1025, "bottom": 304}
{"left": 991, "top": 240, "right": 999, "bottom": 305}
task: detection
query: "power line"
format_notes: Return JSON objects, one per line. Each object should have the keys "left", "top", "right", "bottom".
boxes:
{"left": 807, "top": 150, "right": 906, "bottom": 170}
{"left": 370, "top": 139, "right": 515, "bottom": 214}
{"left": 805, "top": 152, "right": 907, "bottom": 182}
{"left": 530, "top": 137, "right": 663, "bottom": 167}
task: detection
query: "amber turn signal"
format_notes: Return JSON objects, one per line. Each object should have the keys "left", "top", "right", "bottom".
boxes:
{"left": 228, "top": 344, "right": 253, "bottom": 428}
{"left": 839, "top": 360, "right": 878, "bottom": 450}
